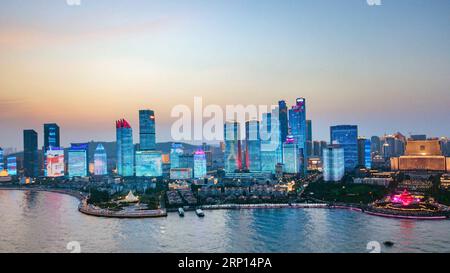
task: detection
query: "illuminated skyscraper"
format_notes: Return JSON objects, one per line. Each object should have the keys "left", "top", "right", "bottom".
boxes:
{"left": 23, "top": 129, "right": 38, "bottom": 177}
{"left": 193, "top": 150, "right": 207, "bottom": 179}
{"left": 323, "top": 145, "right": 345, "bottom": 182}
{"left": 278, "top": 100, "right": 289, "bottom": 146}
{"left": 7, "top": 156, "right": 17, "bottom": 176}
{"left": 224, "top": 122, "right": 242, "bottom": 173}
{"left": 358, "top": 137, "right": 372, "bottom": 169}
{"left": 139, "top": 110, "right": 156, "bottom": 150}
{"left": 116, "top": 119, "right": 134, "bottom": 176}
{"left": 68, "top": 143, "right": 88, "bottom": 178}
{"left": 245, "top": 120, "right": 261, "bottom": 172}
{"left": 45, "top": 147, "right": 65, "bottom": 177}
{"left": 94, "top": 144, "right": 107, "bottom": 176}
{"left": 261, "top": 112, "right": 282, "bottom": 173}
{"left": 135, "top": 150, "right": 162, "bottom": 177}
{"left": 170, "top": 143, "right": 184, "bottom": 169}
{"left": 330, "top": 125, "right": 358, "bottom": 171}
{"left": 44, "top": 123, "right": 60, "bottom": 150}
{"left": 288, "top": 98, "right": 307, "bottom": 176}
{"left": 0, "top": 147, "right": 3, "bottom": 172}
{"left": 282, "top": 135, "right": 301, "bottom": 174}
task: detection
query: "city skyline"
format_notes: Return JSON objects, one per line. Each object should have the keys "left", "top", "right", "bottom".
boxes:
{"left": 1, "top": 0, "right": 450, "bottom": 149}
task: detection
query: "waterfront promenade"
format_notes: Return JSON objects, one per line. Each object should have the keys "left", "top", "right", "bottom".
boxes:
{"left": 1, "top": 185, "right": 448, "bottom": 220}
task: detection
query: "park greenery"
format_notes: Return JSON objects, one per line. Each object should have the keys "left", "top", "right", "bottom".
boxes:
{"left": 87, "top": 183, "right": 166, "bottom": 210}
{"left": 303, "top": 182, "right": 389, "bottom": 205}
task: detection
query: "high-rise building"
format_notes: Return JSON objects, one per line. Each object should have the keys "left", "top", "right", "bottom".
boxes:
{"left": 116, "top": 119, "right": 134, "bottom": 176}
{"left": 7, "top": 156, "right": 17, "bottom": 176}
{"left": 358, "top": 137, "right": 372, "bottom": 169}
{"left": 278, "top": 100, "right": 289, "bottom": 146}
{"left": 0, "top": 147, "right": 3, "bottom": 172}
{"left": 282, "top": 135, "right": 301, "bottom": 174}
{"left": 330, "top": 125, "right": 358, "bottom": 171}
{"left": 23, "top": 129, "right": 38, "bottom": 177}
{"left": 193, "top": 150, "right": 207, "bottom": 179}
{"left": 320, "top": 141, "right": 328, "bottom": 157}
{"left": 306, "top": 120, "right": 313, "bottom": 156}
{"left": 224, "top": 122, "right": 242, "bottom": 173}
{"left": 43, "top": 123, "right": 60, "bottom": 151}
{"left": 288, "top": 98, "right": 307, "bottom": 176}
{"left": 261, "top": 112, "right": 282, "bottom": 174}
{"left": 139, "top": 110, "right": 156, "bottom": 150}
{"left": 45, "top": 147, "right": 65, "bottom": 177}
{"left": 202, "top": 143, "right": 213, "bottom": 169}
{"left": 68, "top": 143, "right": 88, "bottom": 178}
{"left": 323, "top": 145, "right": 345, "bottom": 182}
{"left": 382, "top": 135, "right": 397, "bottom": 158}
{"left": 94, "top": 144, "right": 107, "bottom": 176}
{"left": 313, "top": 141, "right": 321, "bottom": 157}
{"left": 135, "top": 150, "right": 162, "bottom": 177}
{"left": 371, "top": 136, "right": 381, "bottom": 155}
{"left": 245, "top": 120, "right": 261, "bottom": 172}
{"left": 170, "top": 143, "right": 184, "bottom": 169}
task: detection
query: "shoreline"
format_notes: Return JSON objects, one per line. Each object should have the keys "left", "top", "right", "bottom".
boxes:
{"left": 1, "top": 186, "right": 448, "bottom": 220}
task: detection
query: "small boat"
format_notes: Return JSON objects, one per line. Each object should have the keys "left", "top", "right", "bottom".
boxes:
{"left": 384, "top": 241, "right": 394, "bottom": 247}
{"left": 178, "top": 208, "right": 185, "bottom": 217}
{"left": 195, "top": 209, "right": 205, "bottom": 217}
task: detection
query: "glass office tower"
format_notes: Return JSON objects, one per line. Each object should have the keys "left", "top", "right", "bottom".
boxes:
{"left": 323, "top": 145, "right": 345, "bottom": 182}
{"left": 116, "top": 119, "right": 134, "bottom": 176}
{"left": 68, "top": 143, "right": 88, "bottom": 178}
{"left": 260, "top": 112, "right": 282, "bottom": 174}
{"left": 94, "top": 144, "right": 108, "bottom": 176}
{"left": 23, "top": 129, "right": 39, "bottom": 177}
{"left": 170, "top": 143, "right": 184, "bottom": 169}
{"left": 330, "top": 125, "right": 358, "bottom": 171}
{"left": 0, "top": 148, "right": 3, "bottom": 172}
{"left": 288, "top": 98, "right": 307, "bottom": 176}
{"left": 245, "top": 120, "right": 261, "bottom": 172}
{"left": 135, "top": 150, "right": 162, "bottom": 177}
{"left": 282, "top": 135, "right": 301, "bottom": 174}
{"left": 224, "top": 122, "right": 242, "bottom": 173}
{"left": 193, "top": 150, "right": 207, "bottom": 179}
{"left": 44, "top": 123, "right": 60, "bottom": 150}
{"left": 139, "top": 110, "right": 156, "bottom": 150}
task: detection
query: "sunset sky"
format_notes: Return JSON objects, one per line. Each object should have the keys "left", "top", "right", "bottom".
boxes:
{"left": 0, "top": 0, "right": 449, "bottom": 150}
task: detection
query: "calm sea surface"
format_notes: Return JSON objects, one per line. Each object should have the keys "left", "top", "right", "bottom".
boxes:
{"left": 1, "top": 190, "right": 450, "bottom": 253}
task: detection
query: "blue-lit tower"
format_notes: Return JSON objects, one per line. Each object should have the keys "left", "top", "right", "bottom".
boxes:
{"left": 68, "top": 143, "right": 88, "bottom": 178}
{"left": 0, "top": 147, "right": 3, "bottom": 172}
{"left": 330, "top": 125, "right": 358, "bottom": 171}
{"left": 116, "top": 119, "right": 134, "bottom": 176}
{"left": 94, "top": 144, "right": 108, "bottom": 176}
{"left": 170, "top": 143, "right": 184, "bottom": 169}
{"left": 323, "top": 144, "right": 345, "bottom": 182}
{"left": 282, "top": 135, "right": 301, "bottom": 174}
{"left": 194, "top": 149, "right": 207, "bottom": 179}
{"left": 288, "top": 98, "right": 307, "bottom": 176}
{"left": 139, "top": 110, "right": 156, "bottom": 150}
